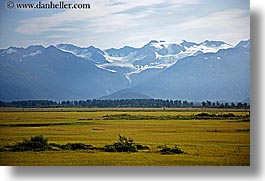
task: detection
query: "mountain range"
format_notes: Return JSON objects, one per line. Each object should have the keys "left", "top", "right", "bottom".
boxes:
{"left": 0, "top": 39, "right": 250, "bottom": 102}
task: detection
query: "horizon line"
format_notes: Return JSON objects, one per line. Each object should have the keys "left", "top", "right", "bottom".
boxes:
{"left": 0, "top": 38, "right": 250, "bottom": 50}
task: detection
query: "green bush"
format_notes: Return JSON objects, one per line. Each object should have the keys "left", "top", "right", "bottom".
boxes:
{"left": 160, "top": 145, "right": 184, "bottom": 155}
{"left": 170, "top": 146, "right": 185, "bottom": 154}
{"left": 49, "top": 142, "right": 61, "bottom": 148}
{"left": 49, "top": 142, "right": 93, "bottom": 150}
{"left": 104, "top": 135, "right": 137, "bottom": 152}
{"left": 60, "top": 143, "right": 92, "bottom": 150}
{"left": 136, "top": 144, "right": 149, "bottom": 150}
{"left": 196, "top": 112, "right": 235, "bottom": 118}
{"left": 1, "top": 135, "right": 94, "bottom": 152}
{"left": 104, "top": 144, "right": 117, "bottom": 152}
{"left": 104, "top": 135, "right": 148, "bottom": 152}
{"left": 11, "top": 135, "right": 50, "bottom": 152}
{"left": 196, "top": 112, "right": 211, "bottom": 117}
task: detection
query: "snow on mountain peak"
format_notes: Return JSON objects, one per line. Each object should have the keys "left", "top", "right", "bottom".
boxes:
{"left": 149, "top": 40, "right": 183, "bottom": 50}
{"left": 150, "top": 41, "right": 168, "bottom": 49}
{"left": 22, "top": 50, "right": 42, "bottom": 58}
{"left": 148, "top": 40, "right": 159, "bottom": 44}
{"left": 56, "top": 43, "right": 108, "bottom": 64}
{"left": 100, "top": 39, "right": 234, "bottom": 81}
{"left": 236, "top": 39, "right": 250, "bottom": 49}
{"left": 180, "top": 40, "right": 198, "bottom": 48}
{"left": 5, "top": 47, "right": 17, "bottom": 54}
{"left": 148, "top": 39, "right": 231, "bottom": 53}
{"left": 199, "top": 40, "right": 231, "bottom": 48}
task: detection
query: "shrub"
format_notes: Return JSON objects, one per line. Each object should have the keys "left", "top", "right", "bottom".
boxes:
{"left": 49, "top": 142, "right": 93, "bottom": 150}
{"left": 170, "top": 145, "right": 185, "bottom": 154}
{"left": 49, "top": 142, "right": 61, "bottom": 148}
{"left": 11, "top": 135, "right": 50, "bottom": 152}
{"left": 2, "top": 135, "right": 94, "bottom": 152}
{"left": 220, "top": 113, "right": 235, "bottom": 117}
{"left": 196, "top": 112, "right": 211, "bottom": 117}
{"left": 2, "top": 134, "right": 151, "bottom": 153}
{"left": 104, "top": 135, "right": 137, "bottom": 152}
{"left": 60, "top": 143, "right": 92, "bottom": 150}
{"left": 136, "top": 144, "right": 150, "bottom": 150}
{"left": 160, "top": 145, "right": 184, "bottom": 155}
{"left": 104, "top": 144, "right": 117, "bottom": 152}
{"left": 104, "top": 135, "right": 148, "bottom": 152}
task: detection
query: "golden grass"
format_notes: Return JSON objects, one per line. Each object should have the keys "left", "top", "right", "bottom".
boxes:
{"left": 0, "top": 108, "right": 250, "bottom": 166}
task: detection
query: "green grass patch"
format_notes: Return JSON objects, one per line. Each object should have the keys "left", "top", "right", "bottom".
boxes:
{"left": 102, "top": 113, "right": 249, "bottom": 120}
{"left": 0, "top": 121, "right": 99, "bottom": 127}
{"left": 0, "top": 109, "right": 250, "bottom": 166}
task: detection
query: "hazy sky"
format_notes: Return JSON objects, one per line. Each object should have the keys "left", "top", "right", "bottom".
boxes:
{"left": 0, "top": 0, "right": 250, "bottom": 49}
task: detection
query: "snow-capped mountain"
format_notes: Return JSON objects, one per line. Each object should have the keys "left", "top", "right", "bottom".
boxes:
{"left": 103, "top": 40, "right": 231, "bottom": 66}
{"left": 144, "top": 40, "right": 231, "bottom": 65}
{"left": 104, "top": 40, "right": 249, "bottom": 102}
{"left": 56, "top": 44, "right": 108, "bottom": 64}
{"left": 235, "top": 39, "right": 250, "bottom": 49}
{"left": 101, "top": 40, "right": 232, "bottom": 83}
{"left": 0, "top": 45, "right": 128, "bottom": 101}
{"left": 0, "top": 39, "right": 249, "bottom": 102}
{"left": 56, "top": 40, "right": 232, "bottom": 80}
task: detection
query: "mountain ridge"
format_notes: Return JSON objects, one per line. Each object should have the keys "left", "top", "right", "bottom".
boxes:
{"left": 0, "top": 39, "right": 250, "bottom": 102}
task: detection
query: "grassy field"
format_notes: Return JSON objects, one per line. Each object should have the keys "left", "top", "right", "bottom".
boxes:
{"left": 0, "top": 108, "right": 250, "bottom": 166}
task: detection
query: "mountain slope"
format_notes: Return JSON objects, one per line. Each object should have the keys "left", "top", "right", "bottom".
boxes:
{"left": 0, "top": 46, "right": 128, "bottom": 101}
{"left": 109, "top": 40, "right": 250, "bottom": 101}
{"left": 100, "top": 89, "right": 151, "bottom": 100}
{"left": 0, "top": 39, "right": 249, "bottom": 102}
{"left": 101, "top": 40, "right": 232, "bottom": 85}
{"left": 56, "top": 44, "right": 108, "bottom": 64}
{"left": 106, "top": 46, "right": 137, "bottom": 57}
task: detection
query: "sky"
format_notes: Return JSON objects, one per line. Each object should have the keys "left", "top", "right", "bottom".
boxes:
{"left": 0, "top": 0, "right": 250, "bottom": 49}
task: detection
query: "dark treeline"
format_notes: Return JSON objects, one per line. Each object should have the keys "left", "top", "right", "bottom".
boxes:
{"left": 0, "top": 99, "right": 250, "bottom": 109}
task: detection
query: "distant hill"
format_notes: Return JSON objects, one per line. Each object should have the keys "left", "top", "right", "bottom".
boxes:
{"left": 243, "top": 97, "right": 250, "bottom": 104}
{"left": 100, "top": 89, "right": 151, "bottom": 100}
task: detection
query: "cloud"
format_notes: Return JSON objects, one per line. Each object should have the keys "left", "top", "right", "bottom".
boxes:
{"left": 15, "top": 0, "right": 202, "bottom": 35}
{"left": 11, "top": 0, "right": 249, "bottom": 49}
{"left": 176, "top": 9, "right": 250, "bottom": 44}
{"left": 178, "top": 9, "right": 249, "bottom": 30}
